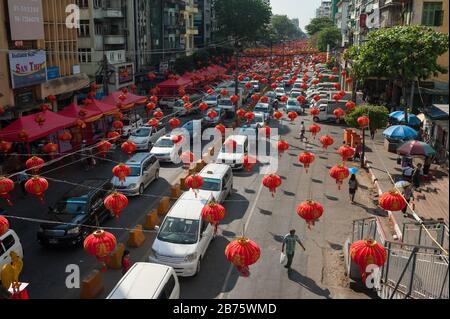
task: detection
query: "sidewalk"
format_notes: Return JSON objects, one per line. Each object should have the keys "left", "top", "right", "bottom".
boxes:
{"left": 364, "top": 131, "right": 449, "bottom": 241}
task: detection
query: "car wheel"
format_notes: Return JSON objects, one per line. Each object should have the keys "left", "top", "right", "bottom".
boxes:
{"left": 313, "top": 117, "right": 320, "bottom": 123}
{"left": 194, "top": 259, "right": 201, "bottom": 276}
{"left": 154, "top": 169, "right": 160, "bottom": 180}
{"left": 139, "top": 184, "right": 145, "bottom": 195}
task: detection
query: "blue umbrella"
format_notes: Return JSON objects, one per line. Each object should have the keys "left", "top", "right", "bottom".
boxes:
{"left": 349, "top": 167, "right": 359, "bottom": 175}
{"left": 383, "top": 125, "right": 418, "bottom": 140}
{"left": 389, "top": 112, "right": 421, "bottom": 126}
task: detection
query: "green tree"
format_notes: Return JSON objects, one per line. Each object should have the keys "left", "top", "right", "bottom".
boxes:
{"left": 344, "top": 26, "right": 449, "bottom": 110}
{"left": 345, "top": 105, "right": 389, "bottom": 130}
{"left": 271, "top": 15, "right": 302, "bottom": 40}
{"left": 174, "top": 55, "right": 194, "bottom": 75}
{"left": 317, "top": 27, "right": 341, "bottom": 52}
{"left": 305, "top": 17, "right": 334, "bottom": 36}
{"left": 212, "top": 0, "right": 272, "bottom": 44}
{"left": 193, "top": 50, "right": 210, "bottom": 69}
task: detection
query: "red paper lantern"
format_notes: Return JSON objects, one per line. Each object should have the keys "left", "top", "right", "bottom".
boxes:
{"left": 271, "top": 83, "right": 278, "bottom": 90}
{"left": 244, "top": 112, "right": 255, "bottom": 124}
{"left": 313, "top": 95, "right": 321, "bottom": 102}
{"left": 297, "top": 96, "right": 306, "bottom": 104}
{"left": 296, "top": 200, "right": 324, "bottom": 229}
{"left": 346, "top": 77, "right": 353, "bottom": 84}
{"left": 58, "top": 131, "right": 72, "bottom": 142}
{"left": 345, "top": 101, "right": 356, "bottom": 111}
{"left": 215, "top": 124, "right": 226, "bottom": 135}
{"left": 230, "top": 95, "right": 239, "bottom": 104}
{"left": 329, "top": 164, "right": 350, "bottom": 190}
{"left": 277, "top": 140, "right": 289, "bottom": 156}
{"left": 121, "top": 141, "right": 137, "bottom": 157}
{"left": 310, "top": 108, "right": 320, "bottom": 117}
{"left": 43, "top": 143, "right": 58, "bottom": 155}
{"left": 251, "top": 94, "right": 259, "bottom": 103}
{"left": 279, "top": 96, "right": 288, "bottom": 104}
{"left": 225, "top": 237, "right": 261, "bottom": 276}
{"left": 207, "top": 109, "right": 218, "bottom": 119}
{"left": 220, "top": 89, "right": 229, "bottom": 96}
{"left": 357, "top": 116, "right": 370, "bottom": 129}
{"left": 104, "top": 192, "right": 128, "bottom": 219}
{"left": 260, "top": 96, "right": 269, "bottom": 103}
{"left": 40, "top": 103, "right": 50, "bottom": 112}
{"left": 150, "top": 95, "right": 158, "bottom": 104}
{"left": 25, "top": 176, "right": 49, "bottom": 203}
{"left": 309, "top": 124, "right": 321, "bottom": 138}
{"left": 172, "top": 135, "right": 184, "bottom": 145}
{"left": 0, "top": 177, "right": 15, "bottom": 207}
{"left": 185, "top": 174, "right": 204, "bottom": 197}
{"left": 201, "top": 199, "right": 226, "bottom": 233}
{"left": 273, "top": 111, "right": 283, "bottom": 120}
{"left": 148, "top": 73, "right": 157, "bottom": 81}
{"left": 97, "top": 140, "right": 112, "bottom": 158}
{"left": 84, "top": 230, "right": 117, "bottom": 272}
{"left": 379, "top": 191, "right": 407, "bottom": 212}
{"left": 147, "top": 118, "right": 160, "bottom": 128}
{"left": 288, "top": 112, "right": 298, "bottom": 121}
{"left": 301, "top": 83, "right": 308, "bottom": 90}
{"left": 168, "top": 118, "right": 181, "bottom": 129}
{"left": 107, "top": 131, "right": 120, "bottom": 143}
{"left": 243, "top": 155, "right": 257, "bottom": 172}
{"left": 0, "top": 141, "right": 13, "bottom": 154}
{"left": 182, "top": 95, "right": 190, "bottom": 104}
{"left": 262, "top": 174, "right": 282, "bottom": 197}
{"left": 153, "top": 110, "right": 164, "bottom": 120}
{"left": 199, "top": 102, "right": 209, "bottom": 111}
{"left": 334, "top": 83, "right": 341, "bottom": 90}
{"left": 350, "top": 239, "right": 387, "bottom": 274}
{"left": 337, "top": 145, "right": 355, "bottom": 162}
{"left": 298, "top": 152, "right": 315, "bottom": 173}
{"left": 334, "top": 108, "right": 345, "bottom": 120}
{"left": 34, "top": 114, "right": 46, "bottom": 126}
{"left": 332, "top": 94, "right": 342, "bottom": 102}
{"left": 207, "top": 89, "right": 215, "bottom": 95}
{"left": 112, "top": 164, "right": 131, "bottom": 183}
{"left": 332, "top": 66, "right": 338, "bottom": 74}
{"left": 245, "top": 82, "right": 253, "bottom": 90}
{"left": 180, "top": 151, "right": 195, "bottom": 167}
{"left": 320, "top": 135, "right": 334, "bottom": 149}
{"left": 146, "top": 102, "right": 156, "bottom": 112}
{"left": 112, "top": 120, "right": 124, "bottom": 130}
{"left": 26, "top": 156, "right": 45, "bottom": 174}
{"left": 236, "top": 108, "right": 246, "bottom": 119}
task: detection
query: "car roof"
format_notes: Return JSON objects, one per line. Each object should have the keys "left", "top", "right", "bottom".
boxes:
{"left": 127, "top": 153, "right": 152, "bottom": 165}
{"left": 199, "top": 163, "right": 230, "bottom": 179}
{"left": 225, "top": 135, "right": 247, "bottom": 145}
{"left": 64, "top": 179, "right": 108, "bottom": 199}
{"left": 255, "top": 103, "right": 269, "bottom": 107}
{"left": 106, "top": 262, "right": 172, "bottom": 299}
{"left": 168, "top": 191, "right": 212, "bottom": 219}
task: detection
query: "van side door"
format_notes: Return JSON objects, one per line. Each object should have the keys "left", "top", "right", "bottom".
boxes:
{"left": 198, "top": 219, "right": 213, "bottom": 257}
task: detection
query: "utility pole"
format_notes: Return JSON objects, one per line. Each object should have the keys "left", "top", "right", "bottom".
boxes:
{"left": 102, "top": 55, "right": 110, "bottom": 97}
{"left": 234, "top": 39, "right": 240, "bottom": 97}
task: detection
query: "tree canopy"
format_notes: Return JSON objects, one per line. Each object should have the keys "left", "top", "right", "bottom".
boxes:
{"left": 305, "top": 17, "right": 334, "bottom": 36}
{"left": 344, "top": 26, "right": 449, "bottom": 82}
{"left": 316, "top": 27, "right": 341, "bottom": 52}
{"left": 345, "top": 105, "right": 389, "bottom": 130}
{"left": 271, "top": 15, "right": 304, "bottom": 40}
{"left": 212, "top": 0, "right": 272, "bottom": 43}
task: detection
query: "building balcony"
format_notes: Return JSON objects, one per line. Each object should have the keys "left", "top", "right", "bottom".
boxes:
{"left": 185, "top": 27, "right": 199, "bottom": 36}
{"left": 104, "top": 34, "right": 126, "bottom": 45}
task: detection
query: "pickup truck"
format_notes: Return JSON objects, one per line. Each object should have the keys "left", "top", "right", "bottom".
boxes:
{"left": 129, "top": 124, "right": 167, "bottom": 151}
{"left": 313, "top": 101, "right": 349, "bottom": 123}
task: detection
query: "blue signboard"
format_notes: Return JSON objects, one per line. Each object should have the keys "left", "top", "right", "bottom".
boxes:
{"left": 47, "top": 66, "right": 60, "bottom": 80}
{"left": 9, "top": 50, "right": 47, "bottom": 89}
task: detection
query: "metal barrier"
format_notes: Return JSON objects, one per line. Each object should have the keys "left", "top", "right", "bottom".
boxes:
{"left": 402, "top": 222, "right": 449, "bottom": 252}
{"left": 351, "top": 218, "right": 449, "bottom": 299}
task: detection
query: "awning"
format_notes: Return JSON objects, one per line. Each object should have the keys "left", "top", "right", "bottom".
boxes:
{"left": 57, "top": 102, "right": 103, "bottom": 123}
{"left": 84, "top": 99, "right": 118, "bottom": 116}
{"left": 0, "top": 111, "right": 76, "bottom": 142}
{"left": 40, "top": 73, "right": 90, "bottom": 97}
{"left": 102, "top": 92, "right": 148, "bottom": 111}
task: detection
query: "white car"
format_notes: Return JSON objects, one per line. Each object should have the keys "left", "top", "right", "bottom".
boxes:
{"left": 150, "top": 135, "right": 185, "bottom": 163}
{"left": 196, "top": 164, "right": 233, "bottom": 204}
{"left": 216, "top": 135, "right": 248, "bottom": 170}
{"left": 149, "top": 192, "right": 215, "bottom": 277}
{"left": 286, "top": 98, "right": 303, "bottom": 114}
{"left": 203, "top": 95, "right": 219, "bottom": 108}
{"left": 0, "top": 229, "right": 23, "bottom": 271}
{"left": 122, "top": 114, "right": 144, "bottom": 138}
{"left": 129, "top": 125, "right": 167, "bottom": 151}
{"left": 275, "top": 88, "right": 286, "bottom": 100}
{"left": 217, "top": 98, "right": 236, "bottom": 112}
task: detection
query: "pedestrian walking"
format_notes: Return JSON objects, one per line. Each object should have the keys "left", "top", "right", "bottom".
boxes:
{"left": 354, "top": 143, "right": 362, "bottom": 162}
{"left": 121, "top": 250, "right": 131, "bottom": 275}
{"left": 402, "top": 186, "right": 414, "bottom": 217}
{"left": 299, "top": 122, "right": 307, "bottom": 142}
{"left": 412, "top": 163, "right": 422, "bottom": 190}
{"left": 281, "top": 229, "right": 306, "bottom": 270}
{"left": 370, "top": 128, "right": 376, "bottom": 140}
{"left": 17, "top": 171, "right": 29, "bottom": 197}
{"left": 423, "top": 156, "right": 432, "bottom": 176}
{"left": 348, "top": 174, "right": 358, "bottom": 203}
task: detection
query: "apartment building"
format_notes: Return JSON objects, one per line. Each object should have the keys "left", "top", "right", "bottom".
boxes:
{"left": 316, "top": 0, "right": 333, "bottom": 18}
{"left": 335, "top": 0, "right": 350, "bottom": 47}
{"left": 194, "top": 0, "right": 212, "bottom": 46}
{"left": 182, "top": 0, "right": 199, "bottom": 56}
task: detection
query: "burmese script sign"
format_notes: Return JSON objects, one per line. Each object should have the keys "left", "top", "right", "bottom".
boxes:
{"left": 8, "top": 0, "right": 44, "bottom": 40}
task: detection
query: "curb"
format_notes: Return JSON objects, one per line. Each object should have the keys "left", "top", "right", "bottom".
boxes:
{"left": 364, "top": 157, "right": 403, "bottom": 241}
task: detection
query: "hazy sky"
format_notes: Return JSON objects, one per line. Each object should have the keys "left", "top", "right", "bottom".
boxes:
{"left": 270, "top": 0, "right": 322, "bottom": 31}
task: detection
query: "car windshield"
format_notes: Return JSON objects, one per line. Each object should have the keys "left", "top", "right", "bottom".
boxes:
{"left": 254, "top": 105, "right": 268, "bottom": 113}
{"left": 155, "top": 139, "right": 174, "bottom": 148}
{"left": 56, "top": 198, "right": 87, "bottom": 215}
{"left": 220, "top": 99, "right": 232, "bottom": 106}
{"left": 275, "top": 89, "right": 284, "bottom": 93}
{"left": 205, "top": 96, "right": 217, "bottom": 102}
{"left": 288, "top": 101, "right": 298, "bottom": 106}
{"left": 157, "top": 217, "right": 199, "bottom": 245}
{"left": 200, "top": 178, "right": 221, "bottom": 191}
{"left": 221, "top": 144, "right": 244, "bottom": 154}
{"left": 128, "top": 165, "right": 141, "bottom": 177}
{"left": 132, "top": 128, "right": 151, "bottom": 137}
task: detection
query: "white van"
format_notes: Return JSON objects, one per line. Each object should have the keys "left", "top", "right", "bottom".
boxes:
{"left": 0, "top": 229, "right": 23, "bottom": 270}
{"left": 149, "top": 192, "right": 214, "bottom": 277}
{"left": 197, "top": 164, "right": 233, "bottom": 204}
{"left": 106, "top": 263, "right": 180, "bottom": 299}
{"left": 216, "top": 135, "right": 249, "bottom": 170}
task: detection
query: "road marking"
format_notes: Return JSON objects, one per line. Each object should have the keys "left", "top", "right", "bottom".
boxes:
{"left": 218, "top": 180, "right": 265, "bottom": 299}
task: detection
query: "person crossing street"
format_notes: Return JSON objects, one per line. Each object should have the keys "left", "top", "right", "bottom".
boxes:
{"left": 281, "top": 229, "right": 306, "bottom": 270}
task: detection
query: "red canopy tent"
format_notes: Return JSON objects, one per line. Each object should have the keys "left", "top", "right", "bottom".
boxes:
{"left": 0, "top": 110, "right": 75, "bottom": 143}
{"left": 102, "top": 92, "right": 148, "bottom": 111}
{"left": 157, "top": 76, "right": 193, "bottom": 97}
{"left": 58, "top": 102, "right": 103, "bottom": 123}
{"left": 83, "top": 99, "right": 119, "bottom": 116}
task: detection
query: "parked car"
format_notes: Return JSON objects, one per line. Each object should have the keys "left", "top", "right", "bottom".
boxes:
{"left": 265, "top": 91, "right": 279, "bottom": 108}
{"left": 196, "top": 164, "right": 233, "bottom": 204}
{"left": 159, "top": 97, "right": 179, "bottom": 110}
{"left": 150, "top": 135, "right": 186, "bottom": 163}
{"left": 149, "top": 192, "right": 215, "bottom": 277}
{"left": 285, "top": 98, "right": 303, "bottom": 114}
{"left": 275, "top": 87, "right": 286, "bottom": 100}
{"left": 216, "top": 135, "right": 249, "bottom": 170}
{"left": 251, "top": 80, "right": 260, "bottom": 92}
{"left": 253, "top": 102, "right": 272, "bottom": 119}
{"left": 106, "top": 263, "right": 180, "bottom": 299}
{"left": 37, "top": 179, "right": 114, "bottom": 246}
{"left": 0, "top": 228, "right": 23, "bottom": 271}
{"left": 122, "top": 114, "right": 144, "bottom": 138}
{"left": 289, "top": 90, "right": 303, "bottom": 99}
{"left": 203, "top": 94, "right": 219, "bottom": 108}
{"left": 217, "top": 98, "right": 236, "bottom": 114}
{"left": 111, "top": 153, "right": 160, "bottom": 195}
{"left": 129, "top": 124, "right": 167, "bottom": 151}
{"left": 313, "top": 101, "right": 350, "bottom": 122}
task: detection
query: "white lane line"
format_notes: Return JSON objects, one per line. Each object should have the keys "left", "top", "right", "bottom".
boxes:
{"left": 218, "top": 180, "right": 265, "bottom": 299}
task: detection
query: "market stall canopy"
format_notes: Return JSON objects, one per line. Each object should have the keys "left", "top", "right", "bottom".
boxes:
{"left": 389, "top": 111, "right": 422, "bottom": 126}
{"left": 383, "top": 125, "right": 418, "bottom": 140}
{"left": 57, "top": 102, "right": 103, "bottom": 123}
{"left": 102, "top": 92, "right": 148, "bottom": 111}
{"left": 157, "top": 76, "right": 193, "bottom": 93}
{"left": 397, "top": 140, "right": 436, "bottom": 157}
{"left": 83, "top": 99, "right": 119, "bottom": 116}
{"left": 0, "top": 110, "right": 76, "bottom": 143}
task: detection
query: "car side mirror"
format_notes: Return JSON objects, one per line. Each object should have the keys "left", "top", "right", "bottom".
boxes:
{"left": 154, "top": 225, "right": 160, "bottom": 232}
